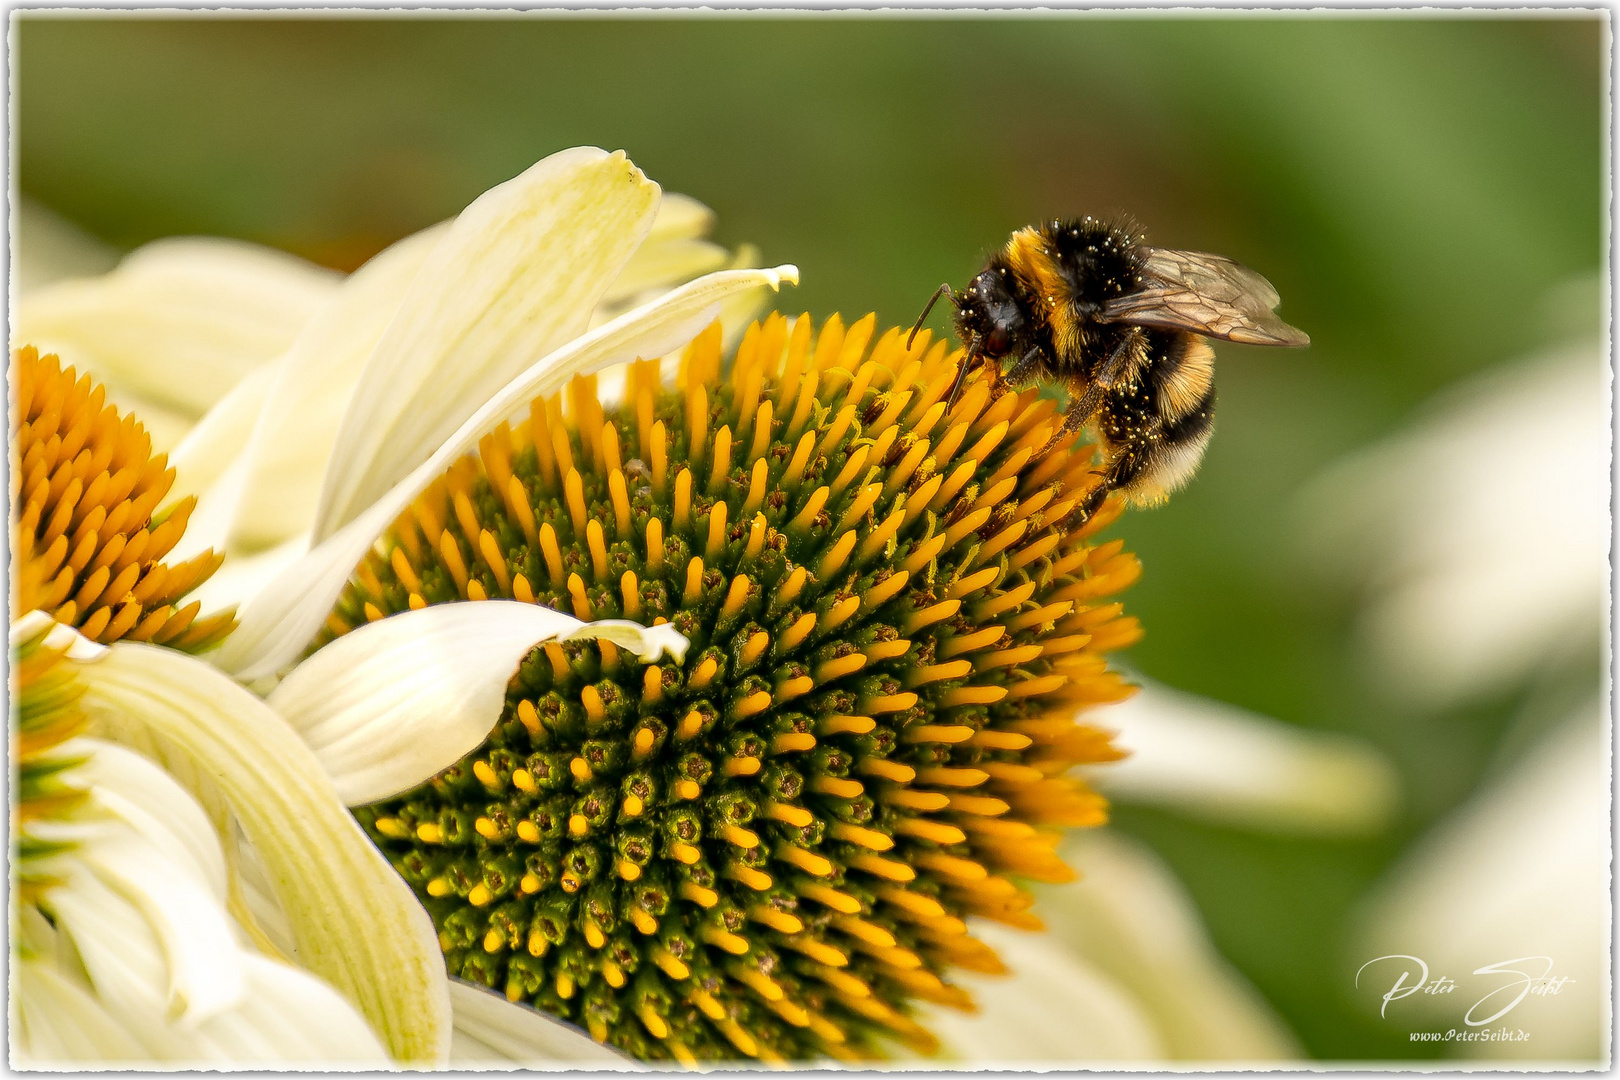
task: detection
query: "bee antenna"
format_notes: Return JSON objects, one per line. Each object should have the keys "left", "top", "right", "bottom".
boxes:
{"left": 908, "top": 283, "right": 956, "bottom": 349}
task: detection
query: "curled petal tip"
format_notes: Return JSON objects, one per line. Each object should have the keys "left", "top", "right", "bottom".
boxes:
{"left": 564, "top": 619, "right": 691, "bottom": 665}
{"left": 769, "top": 264, "right": 801, "bottom": 288}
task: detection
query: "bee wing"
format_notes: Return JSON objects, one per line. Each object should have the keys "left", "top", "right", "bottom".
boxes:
{"left": 1101, "top": 247, "right": 1310, "bottom": 347}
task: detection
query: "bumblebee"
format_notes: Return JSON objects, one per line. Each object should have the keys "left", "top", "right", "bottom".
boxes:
{"left": 913, "top": 217, "right": 1308, "bottom": 508}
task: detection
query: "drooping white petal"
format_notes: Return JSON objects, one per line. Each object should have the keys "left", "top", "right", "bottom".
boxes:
{"left": 1356, "top": 701, "right": 1609, "bottom": 1060}
{"left": 447, "top": 980, "right": 635, "bottom": 1068}
{"left": 42, "top": 862, "right": 256, "bottom": 1062}
{"left": 1084, "top": 681, "right": 1400, "bottom": 835}
{"left": 268, "top": 600, "right": 686, "bottom": 805}
{"left": 182, "top": 531, "right": 308, "bottom": 618}
{"left": 314, "top": 147, "right": 662, "bottom": 540}
{"left": 37, "top": 862, "right": 172, "bottom": 1039}
{"left": 219, "top": 263, "right": 796, "bottom": 682}
{"left": 228, "top": 223, "right": 449, "bottom": 550}
{"left": 74, "top": 831, "right": 246, "bottom": 1026}
{"left": 14, "top": 959, "right": 152, "bottom": 1064}
{"left": 66, "top": 737, "right": 230, "bottom": 900}
{"left": 40, "top": 861, "right": 390, "bottom": 1064}
{"left": 45, "top": 856, "right": 239, "bottom": 1052}
{"left": 206, "top": 953, "right": 390, "bottom": 1064}
{"left": 14, "top": 236, "right": 339, "bottom": 417}
{"left": 1035, "top": 831, "right": 1302, "bottom": 1061}
{"left": 922, "top": 921, "right": 1167, "bottom": 1063}
{"left": 73, "top": 640, "right": 450, "bottom": 1064}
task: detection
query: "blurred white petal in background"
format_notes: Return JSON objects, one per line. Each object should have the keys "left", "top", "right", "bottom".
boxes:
{"left": 923, "top": 831, "right": 1301, "bottom": 1065}
{"left": 1355, "top": 698, "right": 1610, "bottom": 1062}
{"left": 1086, "top": 680, "right": 1400, "bottom": 836}
{"left": 1301, "top": 289, "right": 1610, "bottom": 1065}
{"left": 1296, "top": 334, "right": 1608, "bottom": 711}
{"left": 12, "top": 196, "right": 120, "bottom": 292}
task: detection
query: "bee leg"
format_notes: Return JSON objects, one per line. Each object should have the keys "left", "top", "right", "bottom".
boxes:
{"left": 1036, "top": 380, "right": 1106, "bottom": 460}
{"left": 1093, "top": 327, "right": 1146, "bottom": 390}
{"left": 1078, "top": 480, "right": 1110, "bottom": 524}
{"left": 908, "top": 283, "right": 957, "bottom": 349}
{"left": 1063, "top": 382, "right": 1105, "bottom": 434}
{"left": 1041, "top": 328, "right": 1145, "bottom": 451}
{"left": 946, "top": 336, "right": 982, "bottom": 408}
{"left": 999, "top": 345, "right": 1045, "bottom": 393}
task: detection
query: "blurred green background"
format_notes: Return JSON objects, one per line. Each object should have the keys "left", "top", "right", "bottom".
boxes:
{"left": 14, "top": 14, "right": 1605, "bottom": 1061}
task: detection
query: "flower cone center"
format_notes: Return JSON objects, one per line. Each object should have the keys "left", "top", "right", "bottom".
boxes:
{"left": 336, "top": 314, "right": 1142, "bottom": 1062}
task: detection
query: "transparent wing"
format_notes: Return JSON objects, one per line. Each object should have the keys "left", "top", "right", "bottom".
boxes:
{"left": 1101, "top": 247, "right": 1309, "bottom": 347}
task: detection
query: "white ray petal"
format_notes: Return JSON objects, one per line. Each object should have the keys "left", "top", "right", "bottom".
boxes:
{"left": 165, "top": 357, "right": 282, "bottom": 512}
{"left": 43, "top": 865, "right": 390, "bottom": 1064}
{"left": 1083, "top": 681, "right": 1399, "bottom": 835}
{"left": 75, "top": 835, "right": 245, "bottom": 1026}
{"left": 65, "top": 737, "right": 229, "bottom": 900}
{"left": 219, "top": 262, "right": 796, "bottom": 682}
{"left": 44, "top": 863, "right": 183, "bottom": 1053}
{"left": 447, "top": 980, "right": 635, "bottom": 1068}
{"left": 182, "top": 530, "right": 307, "bottom": 617}
{"left": 268, "top": 600, "right": 685, "bottom": 805}
{"left": 14, "top": 959, "right": 152, "bottom": 1064}
{"left": 923, "top": 921, "right": 1167, "bottom": 1064}
{"left": 14, "top": 236, "right": 339, "bottom": 417}
{"left": 229, "top": 223, "right": 449, "bottom": 550}
{"left": 314, "top": 147, "right": 662, "bottom": 540}
{"left": 74, "top": 639, "right": 450, "bottom": 1064}
{"left": 204, "top": 953, "right": 390, "bottom": 1064}
{"left": 1036, "top": 831, "right": 1302, "bottom": 1062}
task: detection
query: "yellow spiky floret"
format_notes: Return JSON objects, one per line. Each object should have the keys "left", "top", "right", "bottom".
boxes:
{"left": 11, "top": 347, "right": 234, "bottom": 650}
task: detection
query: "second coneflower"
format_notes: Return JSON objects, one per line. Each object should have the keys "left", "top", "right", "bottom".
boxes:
{"left": 12, "top": 346, "right": 233, "bottom": 649}
{"left": 328, "top": 313, "right": 1143, "bottom": 1062}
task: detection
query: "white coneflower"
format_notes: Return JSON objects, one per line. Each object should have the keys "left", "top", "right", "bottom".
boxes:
{"left": 14, "top": 146, "right": 1369, "bottom": 1064}
{"left": 11, "top": 614, "right": 395, "bottom": 1065}
{"left": 14, "top": 147, "right": 793, "bottom": 1064}
{"left": 8, "top": 347, "right": 472, "bottom": 1064}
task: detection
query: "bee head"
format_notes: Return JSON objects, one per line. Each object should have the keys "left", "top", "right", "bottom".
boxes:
{"left": 954, "top": 267, "right": 1024, "bottom": 359}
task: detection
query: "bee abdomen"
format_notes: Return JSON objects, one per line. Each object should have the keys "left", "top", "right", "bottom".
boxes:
{"left": 1154, "top": 334, "right": 1216, "bottom": 422}
{"left": 1109, "top": 381, "right": 1216, "bottom": 507}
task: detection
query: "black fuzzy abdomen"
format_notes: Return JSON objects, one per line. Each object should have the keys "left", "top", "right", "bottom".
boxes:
{"left": 1093, "top": 330, "right": 1219, "bottom": 504}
